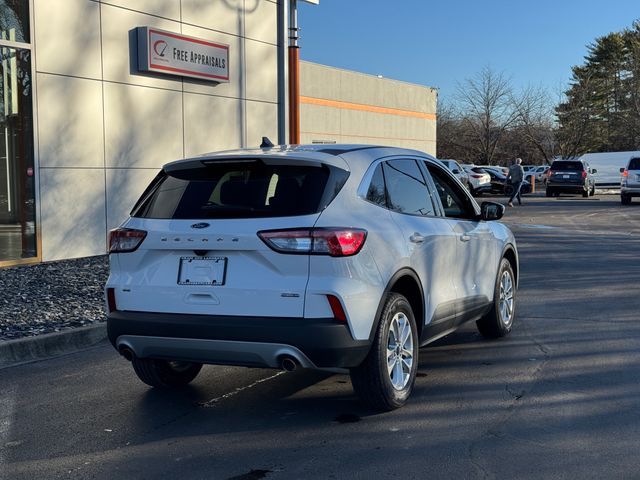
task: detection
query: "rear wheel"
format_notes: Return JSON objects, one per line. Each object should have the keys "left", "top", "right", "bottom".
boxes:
{"left": 350, "top": 293, "right": 418, "bottom": 411}
{"left": 132, "top": 358, "right": 203, "bottom": 388}
{"left": 477, "top": 258, "right": 516, "bottom": 339}
{"left": 621, "top": 195, "right": 631, "bottom": 205}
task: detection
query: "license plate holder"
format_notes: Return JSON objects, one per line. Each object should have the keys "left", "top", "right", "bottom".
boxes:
{"left": 562, "top": 175, "right": 570, "bottom": 179}
{"left": 178, "top": 257, "right": 227, "bottom": 285}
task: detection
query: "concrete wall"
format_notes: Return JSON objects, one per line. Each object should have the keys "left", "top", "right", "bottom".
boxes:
{"left": 33, "top": 0, "right": 279, "bottom": 261}
{"left": 299, "top": 61, "right": 437, "bottom": 154}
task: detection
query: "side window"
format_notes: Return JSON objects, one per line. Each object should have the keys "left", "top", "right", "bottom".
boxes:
{"left": 366, "top": 163, "right": 387, "bottom": 207}
{"left": 383, "top": 159, "right": 435, "bottom": 216}
{"left": 426, "top": 163, "right": 476, "bottom": 219}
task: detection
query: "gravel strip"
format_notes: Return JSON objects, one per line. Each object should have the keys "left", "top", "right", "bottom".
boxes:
{"left": 0, "top": 256, "right": 108, "bottom": 341}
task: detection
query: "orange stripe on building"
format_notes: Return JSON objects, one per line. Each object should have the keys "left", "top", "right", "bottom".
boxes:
{"left": 300, "top": 96, "right": 436, "bottom": 120}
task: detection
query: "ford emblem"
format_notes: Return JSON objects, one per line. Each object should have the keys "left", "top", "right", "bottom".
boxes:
{"left": 191, "top": 222, "right": 210, "bottom": 229}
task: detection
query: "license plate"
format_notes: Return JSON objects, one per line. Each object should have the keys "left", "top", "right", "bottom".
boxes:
{"left": 178, "top": 257, "right": 227, "bottom": 285}
{"left": 563, "top": 175, "right": 570, "bottom": 179}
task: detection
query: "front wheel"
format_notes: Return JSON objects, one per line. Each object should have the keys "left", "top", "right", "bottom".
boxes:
{"left": 350, "top": 293, "right": 418, "bottom": 411}
{"left": 621, "top": 195, "right": 631, "bottom": 205}
{"left": 132, "top": 358, "right": 203, "bottom": 388}
{"left": 477, "top": 258, "right": 516, "bottom": 338}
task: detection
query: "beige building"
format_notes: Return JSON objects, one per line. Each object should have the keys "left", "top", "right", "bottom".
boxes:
{"left": 0, "top": 0, "right": 281, "bottom": 266}
{"left": 0, "top": 3, "right": 437, "bottom": 267}
{"left": 300, "top": 61, "right": 437, "bottom": 154}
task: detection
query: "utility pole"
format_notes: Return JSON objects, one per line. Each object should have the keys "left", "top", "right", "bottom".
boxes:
{"left": 288, "top": 0, "right": 300, "bottom": 144}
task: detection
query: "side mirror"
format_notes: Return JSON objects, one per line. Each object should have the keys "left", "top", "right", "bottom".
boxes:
{"left": 480, "top": 201, "right": 505, "bottom": 221}
{"left": 591, "top": 168, "right": 597, "bottom": 174}
{"left": 620, "top": 167, "right": 625, "bottom": 173}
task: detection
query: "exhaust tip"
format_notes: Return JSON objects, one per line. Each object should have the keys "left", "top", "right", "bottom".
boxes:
{"left": 119, "top": 346, "right": 135, "bottom": 362}
{"left": 280, "top": 356, "right": 298, "bottom": 372}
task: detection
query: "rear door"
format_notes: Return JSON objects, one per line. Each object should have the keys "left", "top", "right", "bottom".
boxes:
{"left": 627, "top": 158, "right": 640, "bottom": 188}
{"left": 110, "top": 157, "right": 349, "bottom": 318}
{"left": 381, "top": 158, "right": 459, "bottom": 331}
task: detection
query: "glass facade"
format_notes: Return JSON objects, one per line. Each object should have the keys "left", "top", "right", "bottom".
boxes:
{"left": 0, "top": 0, "right": 35, "bottom": 262}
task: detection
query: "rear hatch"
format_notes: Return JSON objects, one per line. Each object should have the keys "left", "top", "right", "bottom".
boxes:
{"left": 549, "top": 161, "right": 584, "bottom": 185}
{"left": 626, "top": 158, "right": 640, "bottom": 188}
{"left": 109, "top": 155, "right": 349, "bottom": 318}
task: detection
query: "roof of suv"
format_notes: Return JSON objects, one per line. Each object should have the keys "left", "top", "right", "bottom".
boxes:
{"left": 164, "top": 144, "right": 432, "bottom": 172}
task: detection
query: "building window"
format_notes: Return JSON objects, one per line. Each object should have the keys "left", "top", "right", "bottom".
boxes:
{"left": 0, "top": 0, "right": 35, "bottom": 262}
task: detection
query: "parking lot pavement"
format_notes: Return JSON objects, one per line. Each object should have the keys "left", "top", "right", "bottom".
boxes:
{"left": 1, "top": 195, "right": 639, "bottom": 480}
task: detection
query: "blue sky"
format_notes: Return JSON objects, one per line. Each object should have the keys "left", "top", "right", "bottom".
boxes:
{"left": 299, "top": 1, "right": 639, "bottom": 103}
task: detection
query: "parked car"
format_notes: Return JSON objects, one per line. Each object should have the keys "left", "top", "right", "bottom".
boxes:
{"left": 106, "top": 144, "right": 519, "bottom": 411}
{"left": 620, "top": 157, "right": 640, "bottom": 205}
{"left": 545, "top": 159, "right": 596, "bottom": 197}
{"left": 479, "top": 165, "right": 509, "bottom": 176}
{"left": 483, "top": 168, "right": 532, "bottom": 195}
{"left": 463, "top": 166, "right": 492, "bottom": 196}
{"left": 439, "top": 159, "right": 470, "bottom": 189}
{"left": 531, "top": 165, "right": 550, "bottom": 182}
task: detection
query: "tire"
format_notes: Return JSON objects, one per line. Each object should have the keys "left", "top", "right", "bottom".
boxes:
{"left": 132, "top": 358, "right": 203, "bottom": 388}
{"left": 505, "top": 185, "right": 514, "bottom": 196}
{"left": 476, "top": 258, "right": 516, "bottom": 339}
{"left": 582, "top": 189, "right": 589, "bottom": 198}
{"left": 350, "top": 293, "right": 418, "bottom": 411}
{"left": 621, "top": 195, "right": 631, "bottom": 205}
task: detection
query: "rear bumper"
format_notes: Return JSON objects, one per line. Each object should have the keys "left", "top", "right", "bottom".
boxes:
{"left": 621, "top": 187, "right": 640, "bottom": 197}
{"left": 546, "top": 182, "right": 587, "bottom": 193}
{"left": 107, "top": 311, "right": 371, "bottom": 369}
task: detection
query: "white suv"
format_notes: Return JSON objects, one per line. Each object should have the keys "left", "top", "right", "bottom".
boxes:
{"left": 621, "top": 157, "right": 640, "bottom": 204}
{"left": 106, "top": 144, "right": 519, "bottom": 410}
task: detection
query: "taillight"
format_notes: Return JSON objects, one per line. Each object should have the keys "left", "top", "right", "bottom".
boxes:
{"left": 258, "top": 228, "right": 367, "bottom": 257}
{"left": 108, "top": 228, "right": 147, "bottom": 253}
{"left": 471, "top": 174, "right": 483, "bottom": 179}
{"left": 547, "top": 170, "right": 554, "bottom": 177}
{"left": 581, "top": 170, "right": 587, "bottom": 179}
{"left": 622, "top": 169, "right": 629, "bottom": 177}
{"left": 326, "top": 294, "right": 347, "bottom": 321}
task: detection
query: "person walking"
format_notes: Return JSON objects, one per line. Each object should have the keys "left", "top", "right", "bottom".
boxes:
{"left": 507, "top": 158, "right": 525, "bottom": 207}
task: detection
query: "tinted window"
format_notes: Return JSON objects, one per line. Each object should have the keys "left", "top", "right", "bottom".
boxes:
{"left": 132, "top": 160, "right": 348, "bottom": 219}
{"left": 628, "top": 158, "right": 640, "bottom": 170}
{"left": 383, "top": 159, "right": 435, "bottom": 216}
{"left": 426, "top": 164, "right": 476, "bottom": 219}
{"left": 551, "top": 161, "right": 584, "bottom": 171}
{"left": 366, "top": 163, "right": 386, "bottom": 207}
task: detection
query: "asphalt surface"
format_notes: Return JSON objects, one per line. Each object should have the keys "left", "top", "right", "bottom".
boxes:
{"left": 1, "top": 194, "right": 640, "bottom": 479}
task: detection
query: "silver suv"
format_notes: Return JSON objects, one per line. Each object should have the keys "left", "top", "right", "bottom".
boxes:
{"left": 621, "top": 157, "right": 640, "bottom": 205}
{"left": 106, "top": 144, "right": 519, "bottom": 410}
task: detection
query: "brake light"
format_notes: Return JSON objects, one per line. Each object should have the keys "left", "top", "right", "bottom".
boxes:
{"left": 622, "top": 169, "right": 629, "bottom": 177}
{"left": 258, "top": 228, "right": 367, "bottom": 257}
{"left": 108, "top": 228, "right": 147, "bottom": 253}
{"left": 581, "top": 170, "right": 587, "bottom": 179}
{"left": 326, "top": 295, "right": 347, "bottom": 321}
{"left": 471, "top": 174, "right": 484, "bottom": 179}
{"left": 547, "top": 170, "right": 554, "bottom": 177}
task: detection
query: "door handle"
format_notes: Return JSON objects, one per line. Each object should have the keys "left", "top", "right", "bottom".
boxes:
{"left": 409, "top": 233, "right": 425, "bottom": 243}
{"left": 460, "top": 234, "right": 472, "bottom": 242}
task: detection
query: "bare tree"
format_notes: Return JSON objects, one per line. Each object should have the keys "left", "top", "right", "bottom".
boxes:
{"left": 510, "top": 85, "right": 557, "bottom": 164}
{"left": 454, "top": 66, "right": 518, "bottom": 164}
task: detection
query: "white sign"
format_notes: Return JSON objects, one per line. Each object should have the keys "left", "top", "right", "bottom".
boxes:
{"left": 137, "top": 27, "right": 229, "bottom": 83}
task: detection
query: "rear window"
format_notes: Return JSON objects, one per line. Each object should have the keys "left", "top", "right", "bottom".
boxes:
{"left": 551, "top": 161, "right": 584, "bottom": 171}
{"left": 131, "top": 160, "right": 348, "bottom": 219}
{"left": 628, "top": 158, "right": 640, "bottom": 170}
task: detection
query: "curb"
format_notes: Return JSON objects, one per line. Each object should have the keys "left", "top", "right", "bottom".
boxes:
{"left": 0, "top": 323, "right": 107, "bottom": 369}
